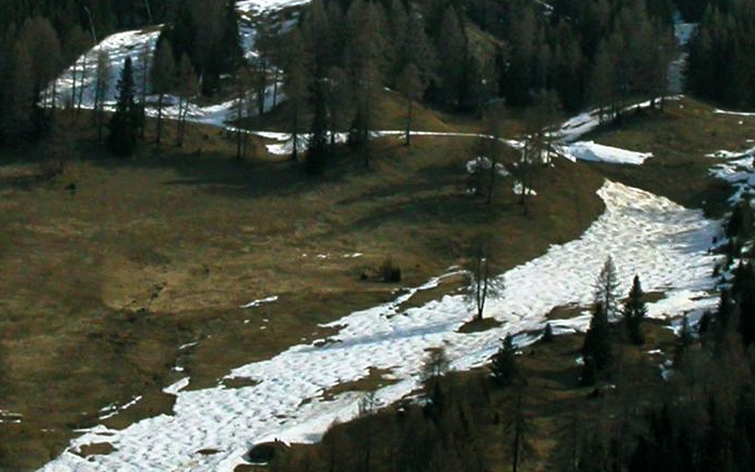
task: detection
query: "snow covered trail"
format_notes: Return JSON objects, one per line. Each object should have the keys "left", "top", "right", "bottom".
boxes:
{"left": 42, "top": 180, "right": 719, "bottom": 472}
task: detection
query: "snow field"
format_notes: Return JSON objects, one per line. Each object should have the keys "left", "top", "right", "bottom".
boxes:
{"left": 42, "top": 180, "right": 719, "bottom": 471}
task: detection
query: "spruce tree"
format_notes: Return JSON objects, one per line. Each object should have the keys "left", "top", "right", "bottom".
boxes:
{"left": 108, "top": 57, "right": 140, "bottom": 156}
{"left": 622, "top": 275, "right": 647, "bottom": 345}
{"left": 490, "top": 334, "right": 520, "bottom": 387}
{"left": 582, "top": 301, "right": 612, "bottom": 381}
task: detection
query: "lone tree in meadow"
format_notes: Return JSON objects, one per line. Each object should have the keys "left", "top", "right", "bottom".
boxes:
{"left": 622, "top": 275, "right": 647, "bottom": 345}
{"left": 466, "top": 241, "right": 504, "bottom": 322}
{"left": 108, "top": 57, "right": 141, "bottom": 156}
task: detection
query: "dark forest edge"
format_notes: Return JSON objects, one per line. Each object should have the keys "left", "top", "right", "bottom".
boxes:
{"left": 0, "top": 0, "right": 750, "bottom": 155}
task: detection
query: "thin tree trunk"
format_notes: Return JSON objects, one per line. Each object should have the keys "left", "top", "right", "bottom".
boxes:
{"left": 272, "top": 68, "right": 278, "bottom": 107}
{"left": 156, "top": 93, "right": 164, "bottom": 144}
{"left": 77, "top": 54, "right": 86, "bottom": 111}
{"left": 292, "top": 101, "right": 299, "bottom": 162}
{"left": 71, "top": 61, "right": 77, "bottom": 112}
{"left": 405, "top": 97, "right": 412, "bottom": 146}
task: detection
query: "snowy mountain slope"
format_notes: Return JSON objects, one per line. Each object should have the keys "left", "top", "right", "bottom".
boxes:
{"left": 41, "top": 180, "right": 719, "bottom": 472}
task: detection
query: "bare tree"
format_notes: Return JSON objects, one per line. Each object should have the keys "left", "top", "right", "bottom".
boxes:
{"left": 137, "top": 41, "right": 152, "bottom": 138}
{"left": 176, "top": 53, "right": 198, "bottom": 147}
{"left": 466, "top": 241, "right": 504, "bottom": 321}
{"left": 397, "top": 62, "right": 426, "bottom": 147}
{"left": 93, "top": 49, "right": 112, "bottom": 141}
{"left": 151, "top": 39, "right": 175, "bottom": 145}
{"left": 506, "top": 386, "right": 534, "bottom": 472}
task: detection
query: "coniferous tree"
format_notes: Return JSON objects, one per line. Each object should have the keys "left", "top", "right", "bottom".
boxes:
{"left": 108, "top": 56, "right": 140, "bottom": 156}
{"left": 623, "top": 275, "right": 647, "bottom": 345}
{"left": 490, "top": 334, "right": 520, "bottom": 386}
{"left": 543, "top": 323, "right": 555, "bottom": 342}
{"left": 582, "top": 301, "right": 612, "bottom": 381}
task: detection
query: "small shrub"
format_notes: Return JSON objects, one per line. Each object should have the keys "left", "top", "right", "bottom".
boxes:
{"left": 379, "top": 256, "right": 402, "bottom": 283}
{"left": 542, "top": 323, "right": 554, "bottom": 342}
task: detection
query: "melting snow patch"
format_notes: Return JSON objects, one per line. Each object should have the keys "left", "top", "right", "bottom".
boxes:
{"left": 163, "top": 378, "right": 191, "bottom": 396}
{"left": 714, "top": 109, "right": 755, "bottom": 117}
{"left": 99, "top": 396, "right": 143, "bottom": 421}
{"left": 240, "top": 296, "right": 279, "bottom": 309}
{"left": 513, "top": 181, "right": 537, "bottom": 196}
{"left": 559, "top": 141, "right": 652, "bottom": 165}
{"left": 466, "top": 156, "right": 510, "bottom": 176}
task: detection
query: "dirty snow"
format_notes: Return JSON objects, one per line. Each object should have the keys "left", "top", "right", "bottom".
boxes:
{"left": 42, "top": 180, "right": 719, "bottom": 471}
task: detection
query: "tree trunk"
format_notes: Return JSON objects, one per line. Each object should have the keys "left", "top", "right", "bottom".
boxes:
{"left": 405, "top": 97, "right": 413, "bottom": 146}
{"left": 156, "top": 93, "right": 164, "bottom": 144}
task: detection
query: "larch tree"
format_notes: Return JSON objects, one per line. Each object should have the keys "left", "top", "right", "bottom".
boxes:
{"left": 20, "top": 17, "right": 61, "bottom": 113}
{"left": 466, "top": 240, "right": 503, "bottom": 322}
{"left": 151, "top": 38, "right": 175, "bottom": 145}
{"left": 282, "top": 27, "right": 311, "bottom": 162}
{"left": 0, "top": 39, "right": 34, "bottom": 143}
{"left": 137, "top": 41, "right": 151, "bottom": 138}
{"left": 176, "top": 53, "right": 198, "bottom": 147}
{"left": 435, "top": 6, "right": 466, "bottom": 108}
{"left": 397, "top": 61, "right": 425, "bottom": 147}
{"left": 306, "top": 79, "right": 329, "bottom": 175}
{"left": 64, "top": 25, "right": 90, "bottom": 112}
{"left": 93, "top": 49, "right": 112, "bottom": 141}
{"left": 108, "top": 56, "right": 140, "bottom": 156}
{"left": 506, "top": 386, "right": 534, "bottom": 472}
{"left": 325, "top": 66, "right": 352, "bottom": 152}
{"left": 595, "top": 256, "right": 621, "bottom": 321}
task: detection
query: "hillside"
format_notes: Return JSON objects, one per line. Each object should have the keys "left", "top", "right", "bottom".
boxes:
{"left": 2, "top": 0, "right": 755, "bottom": 470}
{"left": 0, "top": 90, "right": 747, "bottom": 470}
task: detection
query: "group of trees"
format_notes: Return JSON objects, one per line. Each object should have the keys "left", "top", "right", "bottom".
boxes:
{"left": 0, "top": 1, "right": 169, "bottom": 39}
{"left": 581, "top": 257, "right": 648, "bottom": 385}
{"left": 262, "top": 0, "right": 677, "bottom": 174}
{"left": 687, "top": 0, "right": 755, "bottom": 109}
{"left": 0, "top": 16, "right": 66, "bottom": 144}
